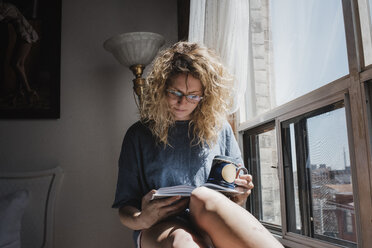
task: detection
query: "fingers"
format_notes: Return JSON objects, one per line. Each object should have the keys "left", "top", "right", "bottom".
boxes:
{"left": 239, "top": 174, "right": 253, "bottom": 182}
{"left": 232, "top": 173, "right": 254, "bottom": 205}
{"left": 158, "top": 198, "right": 189, "bottom": 219}
{"left": 163, "top": 198, "right": 189, "bottom": 213}
{"left": 145, "top": 189, "right": 184, "bottom": 207}
{"left": 143, "top": 189, "right": 157, "bottom": 202}
{"left": 235, "top": 174, "right": 254, "bottom": 190}
{"left": 155, "top": 195, "right": 183, "bottom": 207}
{"left": 235, "top": 179, "right": 253, "bottom": 189}
{"left": 140, "top": 193, "right": 189, "bottom": 228}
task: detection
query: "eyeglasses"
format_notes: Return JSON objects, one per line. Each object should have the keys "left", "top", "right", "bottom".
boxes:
{"left": 166, "top": 89, "right": 203, "bottom": 103}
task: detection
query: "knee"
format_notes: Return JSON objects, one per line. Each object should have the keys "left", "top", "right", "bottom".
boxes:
{"left": 189, "top": 186, "right": 222, "bottom": 219}
{"left": 10, "top": 59, "right": 24, "bottom": 72}
{"left": 168, "top": 229, "right": 199, "bottom": 248}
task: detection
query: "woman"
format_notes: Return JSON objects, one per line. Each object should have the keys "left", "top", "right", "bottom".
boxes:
{"left": 0, "top": 1, "right": 39, "bottom": 105}
{"left": 112, "top": 41, "right": 283, "bottom": 248}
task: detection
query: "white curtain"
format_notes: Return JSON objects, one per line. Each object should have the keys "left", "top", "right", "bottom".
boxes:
{"left": 189, "top": 0, "right": 250, "bottom": 114}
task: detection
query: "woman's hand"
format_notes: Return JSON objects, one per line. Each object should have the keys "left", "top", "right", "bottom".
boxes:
{"left": 231, "top": 173, "right": 254, "bottom": 206}
{"left": 139, "top": 190, "right": 189, "bottom": 229}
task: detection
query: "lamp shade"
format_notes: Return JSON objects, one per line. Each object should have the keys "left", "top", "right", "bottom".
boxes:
{"left": 103, "top": 32, "right": 165, "bottom": 67}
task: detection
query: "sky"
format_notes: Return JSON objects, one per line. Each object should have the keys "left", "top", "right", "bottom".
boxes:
{"left": 270, "top": 0, "right": 349, "bottom": 106}
{"left": 269, "top": 0, "right": 351, "bottom": 171}
{"left": 370, "top": 0, "right": 372, "bottom": 24}
{"left": 306, "top": 107, "right": 350, "bottom": 170}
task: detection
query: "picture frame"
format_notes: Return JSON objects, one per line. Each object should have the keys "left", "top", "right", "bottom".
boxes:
{"left": 0, "top": 0, "right": 61, "bottom": 119}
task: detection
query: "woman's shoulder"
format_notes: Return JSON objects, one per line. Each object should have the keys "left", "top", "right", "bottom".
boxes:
{"left": 220, "top": 119, "right": 233, "bottom": 132}
{"left": 126, "top": 120, "right": 150, "bottom": 133}
{"left": 216, "top": 119, "right": 235, "bottom": 139}
{"left": 124, "top": 121, "right": 152, "bottom": 140}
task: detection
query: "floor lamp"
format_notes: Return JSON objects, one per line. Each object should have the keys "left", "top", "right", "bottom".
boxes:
{"left": 104, "top": 32, "right": 165, "bottom": 106}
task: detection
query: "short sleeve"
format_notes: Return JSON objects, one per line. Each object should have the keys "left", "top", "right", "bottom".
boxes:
{"left": 112, "top": 125, "right": 143, "bottom": 210}
{"left": 223, "top": 122, "right": 244, "bottom": 165}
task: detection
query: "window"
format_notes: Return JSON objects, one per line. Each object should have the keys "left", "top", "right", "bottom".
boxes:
{"left": 358, "top": 0, "right": 372, "bottom": 66}
{"left": 270, "top": 0, "right": 348, "bottom": 106}
{"left": 282, "top": 102, "right": 356, "bottom": 246}
{"left": 239, "top": 0, "right": 372, "bottom": 247}
{"left": 366, "top": 81, "right": 372, "bottom": 155}
{"left": 345, "top": 211, "right": 354, "bottom": 234}
{"left": 240, "top": 0, "right": 348, "bottom": 122}
{"left": 244, "top": 123, "right": 281, "bottom": 230}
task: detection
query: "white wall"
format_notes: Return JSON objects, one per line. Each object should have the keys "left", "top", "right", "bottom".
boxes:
{"left": 0, "top": 0, "right": 178, "bottom": 247}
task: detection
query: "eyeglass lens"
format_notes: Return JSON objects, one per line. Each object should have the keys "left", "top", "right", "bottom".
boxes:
{"left": 167, "top": 89, "right": 202, "bottom": 103}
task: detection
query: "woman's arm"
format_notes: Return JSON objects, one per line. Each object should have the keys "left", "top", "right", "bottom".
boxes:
{"left": 118, "top": 205, "right": 145, "bottom": 230}
{"left": 118, "top": 190, "right": 189, "bottom": 230}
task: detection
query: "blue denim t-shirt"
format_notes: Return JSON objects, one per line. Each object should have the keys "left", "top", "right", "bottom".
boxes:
{"left": 112, "top": 120, "right": 243, "bottom": 242}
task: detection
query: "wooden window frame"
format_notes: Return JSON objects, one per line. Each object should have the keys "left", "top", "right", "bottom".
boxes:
{"left": 243, "top": 121, "right": 282, "bottom": 234}
{"left": 238, "top": 0, "right": 372, "bottom": 247}
{"left": 280, "top": 101, "right": 357, "bottom": 248}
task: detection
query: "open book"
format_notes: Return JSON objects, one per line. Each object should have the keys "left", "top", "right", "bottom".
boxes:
{"left": 151, "top": 183, "right": 242, "bottom": 200}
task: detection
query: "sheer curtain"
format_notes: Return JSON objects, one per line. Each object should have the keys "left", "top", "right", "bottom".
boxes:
{"left": 189, "top": 0, "right": 250, "bottom": 115}
{"left": 358, "top": 0, "right": 372, "bottom": 66}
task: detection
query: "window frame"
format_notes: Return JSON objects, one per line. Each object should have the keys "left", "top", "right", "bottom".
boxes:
{"left": 280, "top": 100, "right": 357, "bottom": 247}
{"left": 238, "top": 0, "right": 372, "bottom": 247}
{"left": 243, "top": 121, "right": 282, "bottom": 234}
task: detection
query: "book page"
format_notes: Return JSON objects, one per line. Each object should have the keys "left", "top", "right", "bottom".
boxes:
{"left": 151, "top": 183, "right": 242, "bottom": 200}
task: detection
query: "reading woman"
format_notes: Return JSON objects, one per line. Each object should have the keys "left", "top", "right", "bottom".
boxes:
{"left": 112, "top": 41, "right": 283, "bottom": 248}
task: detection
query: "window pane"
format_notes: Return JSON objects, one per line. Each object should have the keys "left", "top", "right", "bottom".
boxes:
{"left": 366, "top": 82, "right": 372, "bottom": 166}
{"left": 271, "top": 0, "right": 348, "bottom": 106}
{"left": 282, "top": 102, "right": 357, "bottom": 245}
{"left": 258, "top": 129, "right": 281, "bottom": 225}
{"left": 244, "top": 124, "right": 282, "bottom": 229}
{"left": 358, "top": 0, "right": 372, "bottom": 66}
{"left": 307, "top": 108, "right": 356, "bottom": 243}
{"left": 289, "top": 123, "right": 302, "bottom": 231}
{"left": 241, "top": 0, "right": 348, "bottom": 122}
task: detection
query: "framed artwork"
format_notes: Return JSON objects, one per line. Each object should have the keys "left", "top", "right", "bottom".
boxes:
{"left": 0, "top": 0, "right": 61, "bottom": 118}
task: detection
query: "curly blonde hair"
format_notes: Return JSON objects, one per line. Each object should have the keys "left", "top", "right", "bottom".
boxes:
{"left": 140, "top": 41, "right": 233, "bottom": 146}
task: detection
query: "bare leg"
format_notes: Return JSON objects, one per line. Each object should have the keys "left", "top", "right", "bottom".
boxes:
{"left": 189, "top": 187, "right": 283, "bottom": 248}
{"left": 0, "top": 23, "right": 8, "bottom": 95}
{"left": 141, "top": 218, "right": 210, "bottom": 248}
{"left": 11, "top": 40, "right": 32, "bottom": 91}
{"left": 10, "top": 40, "right": 39, "bottom": 105}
